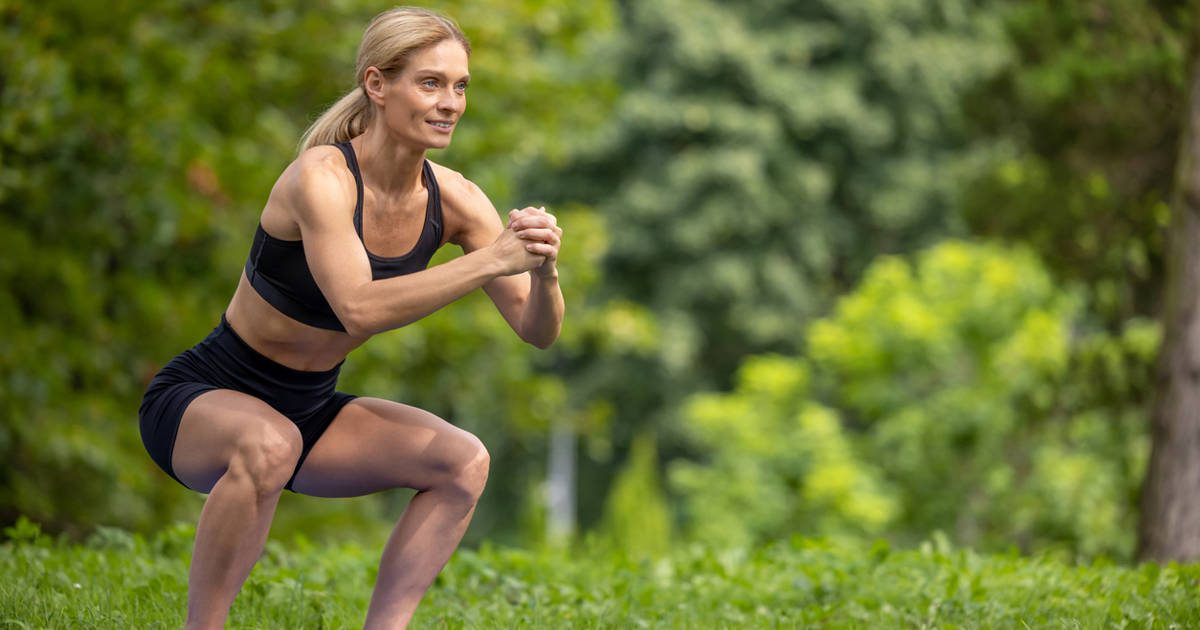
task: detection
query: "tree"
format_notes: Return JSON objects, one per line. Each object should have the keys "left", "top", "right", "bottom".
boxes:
{"left": 962, "top": 0, "right": 1189, "bottom": 324}
{"left": 520, "top": 0, "right": 1025, "bottom": 541}
{"left": 673, "top": 241, "right": 1152, "bottom": 557}
{"left": 1138, "top": 5, "right": 1200, "bottom": 562}
{"left": 519, "top": 7, "right": 1018, "bottom": 533}
{"left": 806, "top": 241, "right": 1150, "bottom": 557}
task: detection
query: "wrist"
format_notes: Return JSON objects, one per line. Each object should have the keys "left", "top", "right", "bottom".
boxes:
{"left": 478, "top": 244, "right": 508, "bottom": 279}
{"left": 533, "top": 263, "right": 559, "bottom": 282}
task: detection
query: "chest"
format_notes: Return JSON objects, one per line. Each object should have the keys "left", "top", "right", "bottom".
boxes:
{"left": 359, "top": 189, "right": 431, "bottom": 258}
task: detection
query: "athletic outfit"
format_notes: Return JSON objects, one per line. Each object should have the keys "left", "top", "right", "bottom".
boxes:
{"left": 139, "top": 141, "right": 444, "bottom": 490}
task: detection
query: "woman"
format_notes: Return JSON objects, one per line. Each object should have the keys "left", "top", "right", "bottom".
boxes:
{"left": 138, "top": 7, "right": 563, "bottom": 629}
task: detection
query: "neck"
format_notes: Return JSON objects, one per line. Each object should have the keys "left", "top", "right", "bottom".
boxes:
{"left": 352, "top": 126, "right": 426, "bottom": 196}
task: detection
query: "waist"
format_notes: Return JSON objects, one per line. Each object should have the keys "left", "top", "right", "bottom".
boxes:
{"left": 218, "top": 314, "right": 345, "bottom": 377}
{"left": 156, "top": 314, "right": 343, "bottom": 417}
{"left": 225, "top": 273, "right": 366, "bottom": 371}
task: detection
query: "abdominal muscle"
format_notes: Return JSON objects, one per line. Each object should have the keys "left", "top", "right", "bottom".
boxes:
{"left": 223, "top": 271, "right": 368, "bottom": 372}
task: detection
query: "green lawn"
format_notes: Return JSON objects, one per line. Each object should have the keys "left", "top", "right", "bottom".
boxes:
{"left": 2, "top": 519, "right": 1197, "bottom": 628}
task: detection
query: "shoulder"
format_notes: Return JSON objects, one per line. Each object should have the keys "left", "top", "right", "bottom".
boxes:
{"left": 273, "top": 145, "right": 358, "bottom": 223}
{"left": 427, "top": 160, "right": 491, "bottom": 214}
{"left": 427, "top": 160, "right": 502, "bottom": 245}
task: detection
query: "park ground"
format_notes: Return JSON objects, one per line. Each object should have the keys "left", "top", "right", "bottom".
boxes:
{"left": 2, "top": 518, "right": 1198, "bottom": 628}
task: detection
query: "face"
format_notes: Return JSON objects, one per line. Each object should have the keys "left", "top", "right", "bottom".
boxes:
{"left": 365, "top": 39, "right": 470, "bottom": 150}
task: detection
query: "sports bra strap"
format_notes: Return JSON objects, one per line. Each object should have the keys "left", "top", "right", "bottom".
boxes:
{"left": 333, "top": 141, "right": 366, "bottom": 238}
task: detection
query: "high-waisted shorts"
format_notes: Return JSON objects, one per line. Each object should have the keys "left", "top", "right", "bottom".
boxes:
{"left": 138, "top": 314, "right": 356, "bottom": 491}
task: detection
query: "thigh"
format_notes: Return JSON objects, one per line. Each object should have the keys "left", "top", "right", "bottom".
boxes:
{"left": 171, "top": 389, "right": 302, "bottom": 493}
{"left": 289, "top": 397, "right": 485, "bottom": 498}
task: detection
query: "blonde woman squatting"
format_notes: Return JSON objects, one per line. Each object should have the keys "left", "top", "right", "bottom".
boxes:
{"left": 138, "top": 7, "right": 564, "bottom": 629}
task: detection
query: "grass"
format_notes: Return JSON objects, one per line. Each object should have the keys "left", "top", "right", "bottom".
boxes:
{"left": 2, "top": 518, "right": 1198, "bottom": 628}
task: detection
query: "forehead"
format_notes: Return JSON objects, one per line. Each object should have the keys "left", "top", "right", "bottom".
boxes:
{"left": 405, "top": 39, "right": 470, "bottom": 76}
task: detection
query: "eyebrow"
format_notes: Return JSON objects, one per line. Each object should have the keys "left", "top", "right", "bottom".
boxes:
{"left": 414, "top": 69, "right": 470, "bottom": 82}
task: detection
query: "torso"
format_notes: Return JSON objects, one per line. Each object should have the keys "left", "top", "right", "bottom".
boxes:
{"left": 225, "top": 141, "right": 480, "bottom": 372}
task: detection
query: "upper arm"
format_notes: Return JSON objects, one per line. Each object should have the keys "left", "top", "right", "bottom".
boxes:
{"left": 281, "top": 151, "right": 374, "bottom": 330}
{"left": 442, "top": 170, "right": 530, "bottom": 329}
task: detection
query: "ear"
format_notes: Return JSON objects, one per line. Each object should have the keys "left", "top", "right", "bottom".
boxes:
{"left": 363, "top": 66, "right": 387, "bottom": 106}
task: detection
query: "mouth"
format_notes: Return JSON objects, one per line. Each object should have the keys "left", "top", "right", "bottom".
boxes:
{"left": 427, "top": 120, "right": 455, "bottom": 131}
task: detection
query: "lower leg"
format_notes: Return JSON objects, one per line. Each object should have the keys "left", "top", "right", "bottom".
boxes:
{"left": 363, "top": 485, "right": 482, "bottom": 629}
{"left": 184, "top": 470, "right": 284, "bottom": 630}
{"left": 284, "top": 399, "right": 492, "bottom": 629}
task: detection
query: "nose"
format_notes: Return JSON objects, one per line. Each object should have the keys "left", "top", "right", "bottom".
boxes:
{"left": 437, "top": 89, "right": 462, "bottom": 114}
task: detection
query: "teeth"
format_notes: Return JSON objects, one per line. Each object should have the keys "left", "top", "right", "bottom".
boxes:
{"left": 431, "top": 122, "right": 452, "bottom": 128}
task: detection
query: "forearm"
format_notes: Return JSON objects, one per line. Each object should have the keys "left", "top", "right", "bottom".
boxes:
{"left": 518, "top": 268, "right": 564, "bottom": 349}
{"left": 343, "top": 249, "right": 502, "bottom": 336}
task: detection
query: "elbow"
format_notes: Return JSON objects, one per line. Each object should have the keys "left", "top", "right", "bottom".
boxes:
{"left": 517, "top": 307, "right": 564, "bottom": 350}
{"left": 528, "top": 337, "right": 556, "bottom": 350}
{"left": 522, "top": 326, "right": 561, "bottom": 350}
{"left": 337, "top": 296, "right": 422, "bottom": 337}
{"left": 335, "top": 301, "right": 376, "bottom": 337}
{"left": 342, "top": 321, "right": 373, "bottom": 338}
{"left": 341, "top": 317, "right": 373, "bottom": 338}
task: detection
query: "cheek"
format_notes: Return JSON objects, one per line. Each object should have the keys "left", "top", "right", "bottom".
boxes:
{"left": 389, "top": 100, "right": 428, "bottom": 129}
{"left": 385, "top": 88, "right": 425, "bottom": 114}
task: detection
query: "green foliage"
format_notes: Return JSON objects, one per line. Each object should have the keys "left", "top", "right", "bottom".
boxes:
{"left": 530, "top": 0, "right": 1013, "bottom": 387}
{"left": 671, "top": 356, "right": 895, "bottom": 548}
{"left": 962, "top": 0, "right": 1189, "bottom": 322}
{"left": 808, "top": 241, "right": 1074, "bottom": 422}
{"left": 808, "top": 241, "right": 1150, "bottom": 558}
{"left": 671, "top": 241, "right": 1152, "bottom": 558}
{"left": 4, "top": 524, "right": 1200, "bottom": 627}
{"left": 598, "top": 431, "right": 672, "bottom": 558}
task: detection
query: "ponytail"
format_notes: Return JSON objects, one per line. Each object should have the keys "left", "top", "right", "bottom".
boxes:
{"left": 298, "top": 88, "right": 372, "bottom": 154}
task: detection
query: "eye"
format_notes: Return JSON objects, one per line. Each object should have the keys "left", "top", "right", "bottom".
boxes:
{"left": 421, "top": 78, "right": 438, "bottom": 89}
{"left": 454, "top": 81, "right": 468, "bottom": 94}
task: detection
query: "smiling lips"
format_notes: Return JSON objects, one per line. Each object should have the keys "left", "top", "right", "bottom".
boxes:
{"left": 428, "top": 120, "right": 454, "bottom": 131}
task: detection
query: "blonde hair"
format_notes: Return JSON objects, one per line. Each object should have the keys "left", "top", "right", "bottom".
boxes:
{"left": 298, "top": 7, "right": 470, "bottom": 153}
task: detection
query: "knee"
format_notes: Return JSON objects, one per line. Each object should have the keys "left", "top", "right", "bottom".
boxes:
{"left": 227, "top": 425, "right": 302, "bottom": 496}
{"left": 441, "top": 434, "right": 490, "bottom": 504}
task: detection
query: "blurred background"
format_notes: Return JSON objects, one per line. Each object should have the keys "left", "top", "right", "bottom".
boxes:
{"left": 0, "top": 0, "right": 1189, "bottom": 563}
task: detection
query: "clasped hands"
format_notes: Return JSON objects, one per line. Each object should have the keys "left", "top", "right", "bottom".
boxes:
{"left": 501, "top": 206, "right": 561, "bottom": 278}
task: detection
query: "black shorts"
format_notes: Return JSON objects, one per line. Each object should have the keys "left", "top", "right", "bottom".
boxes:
{"left": 138, "top": 314, "right": 356, "bottom": 491}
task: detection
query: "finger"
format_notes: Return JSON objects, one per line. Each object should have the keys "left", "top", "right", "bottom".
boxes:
{"left": 513, "top": 224, "right": 554, "bottom": 237}
{"left": 526, "top": 206, "right": 555, "bottom": 224}
{"left": 515, "top": 227, "right": 559, "bottom": 243}
{"left": 511, "top": 215, "right": 558, "bottom": 231}
{"left": 517, "top": 206, "right": 553, "bottom": 220}
{"left": 524, "top": 242, "right": 558, "bottom": 257}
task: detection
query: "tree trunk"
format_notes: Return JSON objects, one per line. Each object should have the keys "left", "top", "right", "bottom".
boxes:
{"left": 1138, "top": 11, "right": 1200, "bottom": 563}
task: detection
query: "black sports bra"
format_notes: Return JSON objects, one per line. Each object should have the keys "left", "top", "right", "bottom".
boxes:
{"left": 243, "top": 141, "right": 444, "bottom": 331}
